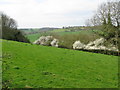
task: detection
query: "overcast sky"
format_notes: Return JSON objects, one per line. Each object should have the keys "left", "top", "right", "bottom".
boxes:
{"left": 0, "top": 0, "right": 108, "bottom": 28}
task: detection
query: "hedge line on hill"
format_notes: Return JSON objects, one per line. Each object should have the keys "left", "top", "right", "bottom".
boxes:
{"left": 79, "top": 49, "right": 119, "bottom": 56}
{"left": 58, "top": 45, "right": 119, "bottom": 56}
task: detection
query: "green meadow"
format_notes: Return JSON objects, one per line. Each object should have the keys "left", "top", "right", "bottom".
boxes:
{"left": 2, "top": 40, "right": 118, "bottom": 88}
{"left": 26, "top": 33, "right": 41, "bottom": 43}
{"left": 26, "top": 29, "right": 98, "bottom": 43}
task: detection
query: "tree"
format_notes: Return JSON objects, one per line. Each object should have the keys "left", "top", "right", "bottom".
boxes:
{"left": 1, "top": 13, "right": 30, "bottom": 43}
{"left": 91, "top": 1, "right": 120, "bottom": 27}
{"left": 89, "top": 1, "right": 120, "bottom": 45}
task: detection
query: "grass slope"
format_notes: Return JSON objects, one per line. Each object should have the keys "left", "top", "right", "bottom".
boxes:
{"left": 26, "top": 29, "right": 98, "bottom": 43}
{"left": 26, "top": 33, "right": 41, "bottom": 42}
{"left": 2, "top": 40, "right": 118, "bottom": 88}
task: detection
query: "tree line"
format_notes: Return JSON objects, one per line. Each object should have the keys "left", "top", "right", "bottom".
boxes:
{"left": 86, "top": 1, "right": 120, "bottom": 47}
{"left": 0, "top": 13, "right": 30, "bottom": 43}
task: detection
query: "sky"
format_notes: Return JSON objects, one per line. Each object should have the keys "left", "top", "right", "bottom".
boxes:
{"left": 0, "top": 0, "right": 108, "bottom": 28}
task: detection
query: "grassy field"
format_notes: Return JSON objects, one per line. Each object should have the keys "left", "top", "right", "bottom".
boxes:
{"left": 0, "top": 62, "right": 1, "bottom": 89}
{"left": 26, "top": 29, "right": 98, "bottom": 43}
{"left": 26, "top": 32, "right": 53, "bottom": 43}
{"left": 51, "top": 29, "right": 69, "bottom": 32}
{"left": 2, "top": 40, "right": 118, "bottom": 88}
{"left": 26, "top": 33, "right": 41, "bottom": 43}
{"left": 20, "top": 29, "right": 41, "bottom": 34}
{"left": 50, "top": 29, "right": 96, "bottom": 35}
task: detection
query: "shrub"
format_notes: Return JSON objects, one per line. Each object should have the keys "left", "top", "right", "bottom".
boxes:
{"left": 51, "top": 33, "right": 99, "bottom": 49}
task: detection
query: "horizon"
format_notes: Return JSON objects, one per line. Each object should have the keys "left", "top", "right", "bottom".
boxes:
{"left": 18, "top": 25, "right": 86, "bottom": 29}
{"left": 0, "top": 0, "right": 108, "bottom": 28}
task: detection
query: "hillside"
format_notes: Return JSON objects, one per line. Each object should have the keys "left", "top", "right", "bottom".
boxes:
{"left": 19, "top": 27, "right": 60, "bottom": 35}
{"left": 2, "top": 40, "right": 118, "bottom": 88}
{"left": 26, "top": 29, "right": 100, "bottom": 43}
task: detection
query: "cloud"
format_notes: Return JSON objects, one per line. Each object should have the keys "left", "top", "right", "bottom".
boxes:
{"left": 0, "top": 0, "right": 108, "bottom": 28}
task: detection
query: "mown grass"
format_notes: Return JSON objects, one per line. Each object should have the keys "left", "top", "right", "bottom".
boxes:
{"left": 2, "top": 40, "right": 118, "bottom": 88}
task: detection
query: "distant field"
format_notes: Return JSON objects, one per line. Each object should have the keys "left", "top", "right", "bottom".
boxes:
{"left": 50, "top": 29, "right": 96, "bottom": 35}
{"left": 20, "top": 29, "right": 40, "bottom": 34}
{"left": 26, "top": 29, "right": 98, "bottom": 43}
{"left": 26, "top": 32, "right": 52, "bottom": 42}
{"left": 2, "top": 40, "right": 118, "bottom": 88}
{"left": 51, "top": 29, "right": 69, "bottom": 32}
{"left": 26, "top": 33, "right": 41, "bottom": 42}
